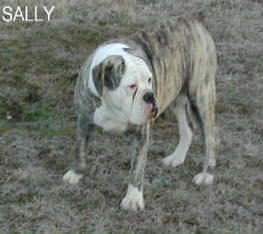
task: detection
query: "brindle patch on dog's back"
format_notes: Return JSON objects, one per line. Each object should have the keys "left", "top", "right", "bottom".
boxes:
{"left": 122, "top": 15, "right": 216, "bottom": 116}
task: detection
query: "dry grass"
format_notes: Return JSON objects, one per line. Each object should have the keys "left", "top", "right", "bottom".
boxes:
{"left": 0, "top": 0, "right": 262, "bottom": 233}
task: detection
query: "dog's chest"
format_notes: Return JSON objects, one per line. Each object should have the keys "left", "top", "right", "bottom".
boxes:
{"left": 94, "top": 105, "right": 129, "bottom": 133}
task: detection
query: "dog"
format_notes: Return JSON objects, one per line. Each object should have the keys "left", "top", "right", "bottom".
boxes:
{"left": 63, "top": 15, "right": 218, "bottom": 211}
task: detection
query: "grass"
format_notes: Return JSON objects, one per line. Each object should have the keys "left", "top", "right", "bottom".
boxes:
{"left": 0, "top": 0, "right": 262, "bottom": 233}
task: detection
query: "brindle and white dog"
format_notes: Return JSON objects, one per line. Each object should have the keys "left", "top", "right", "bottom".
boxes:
{"left": 63, "top": 15, "right": 218, "bottom": 211}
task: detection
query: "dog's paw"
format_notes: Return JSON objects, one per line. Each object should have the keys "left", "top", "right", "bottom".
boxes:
{"left": 63, "top": 170, "right": 83, "bottom": 184}
{"left": 193, "top": 172, "right": 213, "bottom": 185}
{"left": 121, "top": 184, "right": 145, "bottom": 211}
{"left": 162, "top": 154, "right": 184, "bottom": 168}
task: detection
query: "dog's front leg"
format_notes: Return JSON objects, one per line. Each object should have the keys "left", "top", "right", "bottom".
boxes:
{"left": 63, "top": 112, "right": 94, "bottom": 184}
{"left": 121, "top": 122, "right": 150, "bottom": 211}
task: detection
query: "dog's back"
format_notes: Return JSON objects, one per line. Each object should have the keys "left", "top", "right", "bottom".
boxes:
{"left": 125, "top": 15, "right": 217, "bottom": 116}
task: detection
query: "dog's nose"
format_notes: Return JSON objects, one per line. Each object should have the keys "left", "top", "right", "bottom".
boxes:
{"left": 143, "top": 92, "right": 155, "bottom": 104}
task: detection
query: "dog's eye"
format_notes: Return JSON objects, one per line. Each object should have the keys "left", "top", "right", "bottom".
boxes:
{"left": 129, "top": 84, "right": 137, "bottom": 90}
{"left": 148, "top": 78, "right": 152, "bottom": 83}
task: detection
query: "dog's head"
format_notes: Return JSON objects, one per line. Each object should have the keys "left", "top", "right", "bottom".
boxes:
{"left": 92, "top": 53, "right": 158, "bottom": 125}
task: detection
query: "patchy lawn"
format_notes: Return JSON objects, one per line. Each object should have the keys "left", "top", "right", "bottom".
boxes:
{"left": 0, "top": 0, "right": 262, "bottom": 233}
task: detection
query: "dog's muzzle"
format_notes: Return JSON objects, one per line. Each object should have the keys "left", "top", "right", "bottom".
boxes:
{"left": 143, "top": 92, "right": 158, "bottom": 119}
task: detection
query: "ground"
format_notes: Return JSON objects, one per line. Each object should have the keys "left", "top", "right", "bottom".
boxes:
{"left": 0, "top": 0, "right": 262, "bottom": 233}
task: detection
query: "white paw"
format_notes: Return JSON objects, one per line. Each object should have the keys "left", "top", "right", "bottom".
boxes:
{"left": 63, "top": 170, "right": 83, "bottom": 184}
{"left": 193, "top": 172, "right": 213, "bottom": 185}
{"left": 120, "top": 184, "right": 145, "bottom": 211}
{"left": 163, "top": 154, "right": 185, "bottom": 168}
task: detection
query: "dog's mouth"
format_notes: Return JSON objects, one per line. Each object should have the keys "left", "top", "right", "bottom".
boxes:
{"left": 146, "top": 102, "right": 158, "bottom": 120}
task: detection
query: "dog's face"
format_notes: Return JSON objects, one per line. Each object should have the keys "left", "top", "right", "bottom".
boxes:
{"left": 92, "top": 54, "right": 158, "bottom": 125}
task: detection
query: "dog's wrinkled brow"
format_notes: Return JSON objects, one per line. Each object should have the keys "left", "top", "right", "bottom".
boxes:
{"left": 132, "top": 88, "right": 138, "bottom": 103}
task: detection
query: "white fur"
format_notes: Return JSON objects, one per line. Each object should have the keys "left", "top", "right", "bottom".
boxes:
{"left": 163, "top": 96, "right": 193, "bottom": 167}
{"left": 92, "top": 44, "right": 153, "bottom": 131}
{"left": 94, "top": 106, "right": 129, "bottom": 133}
{"left": 115, "top": 53, "right": 153, "bottom": 125}
{"left": 193, "top": 172, "right": 214, "bottom": 185}
{"left": 121, "top": 184, "right": 145, "bottom": 211}
{"left": 63, "top": 170, "right": 83, "bottom": 184}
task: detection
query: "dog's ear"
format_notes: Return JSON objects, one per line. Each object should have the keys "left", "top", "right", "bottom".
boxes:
{"left": 92, "top": 55, "right": 125, "bottom": 96}
{"left": 92, "top": 62, "right": 104, "bottom": 96}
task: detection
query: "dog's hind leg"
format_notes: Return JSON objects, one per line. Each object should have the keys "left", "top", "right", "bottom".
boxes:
{"left": 163, "top": 94, "right": 194, "bottom": 168}
{"left": 191, "top": 83, "right": 218, "bottom": 185}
